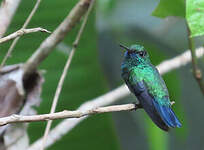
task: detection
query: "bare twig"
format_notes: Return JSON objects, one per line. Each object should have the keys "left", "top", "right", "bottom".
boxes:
{"left": 27, "top": 47, "right": 204, "bottom": 150}
{"left": 0, "top": 28, "right": 50, "bottom": 44}
{"left": 186, "top": 23, "right": 204, "bottom": 95}
{"left": 1, "top": 0, "right": 42, "bottom": 67}
{"left": 157, "top": 47, "right": 204, "bottom": 74}
{"left": 0, "top": 0, "right": 22, "bottom": 37}
{"left": 41, "top": 0, "right": 95, "bottom": 150}
{"left": 0, "top": 104, "right": 140, "bottom": 126}
{"left": 23, "top": 0, "right": 92, "bottom": 76}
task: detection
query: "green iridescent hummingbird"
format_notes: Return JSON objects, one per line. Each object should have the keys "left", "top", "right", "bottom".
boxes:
{"left": 120, "top": 44, "right": 181, "bottom": 131}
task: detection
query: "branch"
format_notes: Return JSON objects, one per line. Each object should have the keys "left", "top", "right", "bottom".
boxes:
{"left": 0, "top": 0, "right": 42, "bottom": 67}
{"left": 0, "top": 104, "right": 140, "bottom": 126}
{"left": 186, "top": 23, "right": 204, "bottom": 95}
{"left": 0, "top": 28, "right": 50, "bottom": 44}
{"left": 0, "top": 0, "right": 22, "bottom": 37}
{"left": 27, "top": 47, "right": 204, "bottom": 150}
{"left": 41, "top": 0, "right": 95, "bottom": 149}
{"left": 23, "top": 0, "right": 92, "bottom": 76}
{"left": 157, "top": 47, "right": 204, "bottom": 74}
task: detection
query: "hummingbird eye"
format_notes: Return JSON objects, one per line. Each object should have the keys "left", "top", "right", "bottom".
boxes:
{"left": 138, "top": 51, "right": 147, "bottom": 57}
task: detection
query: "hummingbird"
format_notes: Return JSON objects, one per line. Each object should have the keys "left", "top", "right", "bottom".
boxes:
{"left": 120, "top": 44, "right": 182, "bottom": 131}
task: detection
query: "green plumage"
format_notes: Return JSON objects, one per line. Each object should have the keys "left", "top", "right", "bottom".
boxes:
{"left": 120, "top": 44, "right": 181, "bottom": 131}
{"left": 129, "top": 63, "right": 170, "bottom": 105}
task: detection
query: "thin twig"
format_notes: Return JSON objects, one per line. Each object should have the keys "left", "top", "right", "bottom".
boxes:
{"left": 22, "top": 0, "right": 41, "bottom": 29}
{"left": 0, "top": 104, "right": 140, "bottom": 126}
{"left": 1, "top": 0, "right": 41, "bottom": 67}
{"left": 0, "top": 28, "right": 50, "bottom": 44}
{"left": 23, "top": 0, "right": 92, "bottom": 76}
{"left": 27, "top": 47, "right": 204, "bottom": 150}
{"left": 186, "top": 23, "right": 204, "bottom": 95}
{"left": 0, "top": 0, "right": 22, "bottom": 37}
{"left": 41, "top": 1, "right": 95, "bottom": 150}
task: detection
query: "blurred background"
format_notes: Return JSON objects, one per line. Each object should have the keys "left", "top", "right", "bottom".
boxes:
{"left": 0, "top": 0, "right": 204, "bottom": 150}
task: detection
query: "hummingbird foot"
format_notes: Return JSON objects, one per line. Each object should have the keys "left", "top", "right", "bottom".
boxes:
{"left": 170, "top": 101, "right": 175, "bottom": 106}
{"left": 132, "top": 102, "right": 142, "bottom": 111}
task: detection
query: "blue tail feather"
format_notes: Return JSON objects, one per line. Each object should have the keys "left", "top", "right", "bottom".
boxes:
{"left": 137, "top": 91, "right": 169, "bottom": 131}
{"left": 153, "top": 101, "right": 182, "bottom": 128}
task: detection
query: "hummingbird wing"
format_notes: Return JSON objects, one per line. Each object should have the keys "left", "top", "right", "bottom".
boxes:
{"left": 122, "top": 69, "right": 181, "bottom": 131}
{"left": 148, "top": 67, "right": 182, "bottom": 128}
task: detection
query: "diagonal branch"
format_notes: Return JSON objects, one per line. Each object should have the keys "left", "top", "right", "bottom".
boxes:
{"left": 0, "top": 27, "right": 51, "bottom": 44}
{"left": 41, "top": 0, "right": 95, "bottom": 150}
{"left": 0, "top": 0, "right": 22, "bottom": 37}
{"left": 23, "top": 0, "right": 92, "bottom": 76}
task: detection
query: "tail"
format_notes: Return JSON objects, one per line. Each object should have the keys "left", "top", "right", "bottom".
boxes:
{"left": 131, "top": 82, "right": 181, "bottom": 131}
{"left": 137, "top": 92, "right": 181, "bottom": 131}
{"left": 137, "top": 93, "right": 170, "bottom": 131}
{"left": 153, "top": 101, "right": 182, "bottom": 128}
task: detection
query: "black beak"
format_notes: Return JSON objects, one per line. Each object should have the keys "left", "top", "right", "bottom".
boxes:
{"left": 119, "top": 44, "right": 130, "bottom": 52}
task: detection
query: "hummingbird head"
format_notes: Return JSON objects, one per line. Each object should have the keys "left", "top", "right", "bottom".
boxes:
{"left": 120, "top": 44, "right": 150, "bottom": 66}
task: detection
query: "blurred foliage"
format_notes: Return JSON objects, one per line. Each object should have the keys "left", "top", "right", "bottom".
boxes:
{"left": 97, "top": 0, "right": 116, "bottom": 15}
{"left": 152, "top": 0, "right": 185, "bottom": 18}
{"left": 186, "top": 0, "right": 204, "bottom": 37}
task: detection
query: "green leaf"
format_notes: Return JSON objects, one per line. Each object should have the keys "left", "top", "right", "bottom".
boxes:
{"left": 152, "top": 0, "right": 185, "bottom": 18}
{"left": 186, "top": 0, "right": 204, "bottom": 37}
